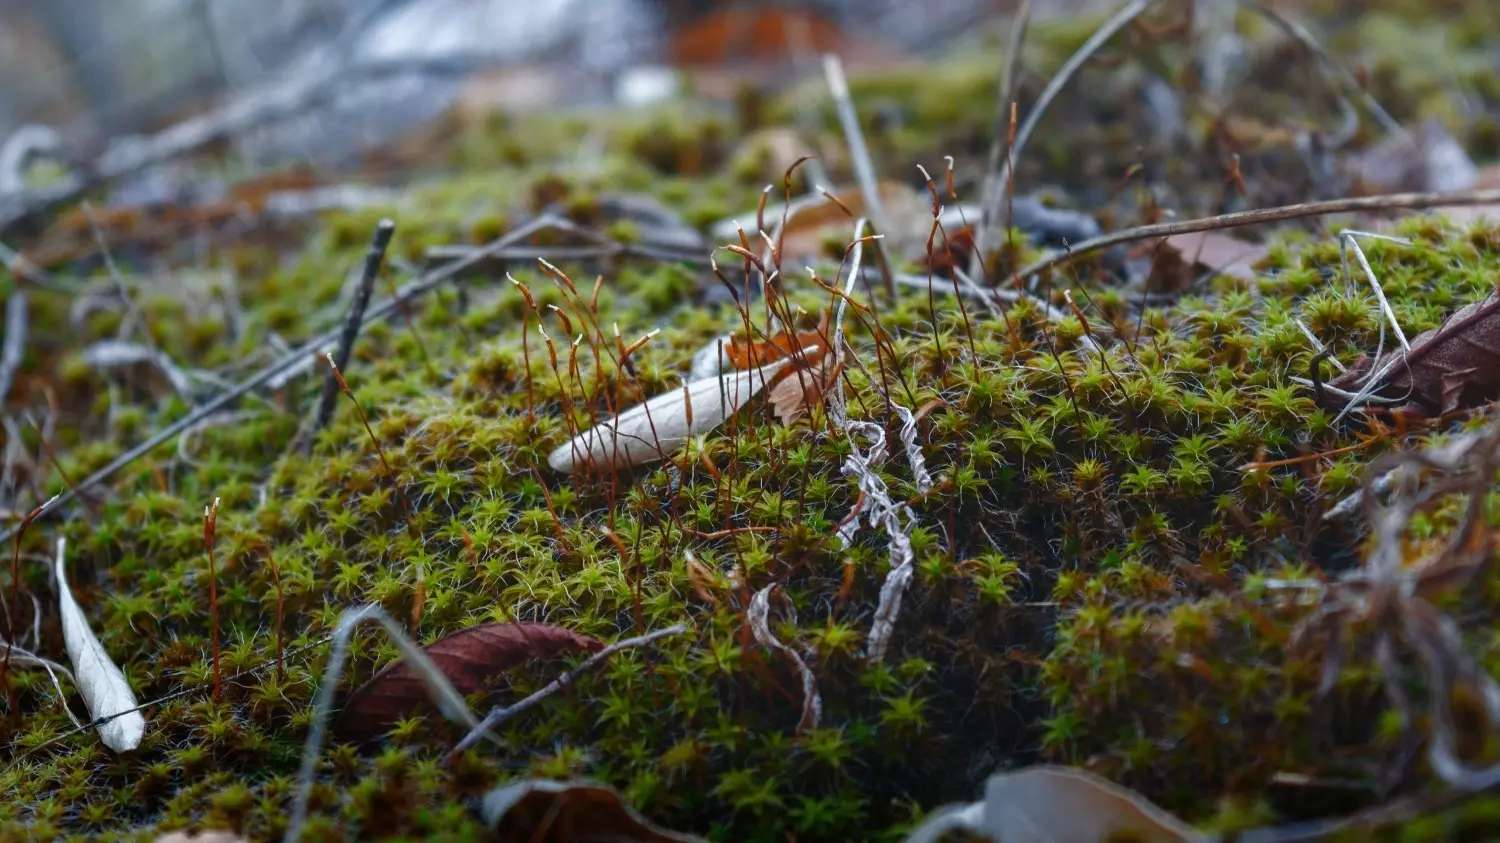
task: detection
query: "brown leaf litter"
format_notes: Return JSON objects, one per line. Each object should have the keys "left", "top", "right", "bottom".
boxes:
{"left": 1322, "top": 289, "right": 1500, "bottom": 416}
{"left": 334, "top": 622, "right": 601, "bottom": 741}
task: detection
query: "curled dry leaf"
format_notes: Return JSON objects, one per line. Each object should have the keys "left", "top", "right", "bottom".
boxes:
{"left": 904, "top": 765, "right": 1205, "bottom": 843}
{"left": 1323, "top": 289, "right": 1500, "bottom": 416}
{"left": 547, "top": 357, "right": 791, "bottom": 473}
{"left": 482, "top": 779, "right": 707, "bottom": 843}
{"left": 334, "top": 622, "right": 601, "bottom": 742}
{"left": 54, "top": 537, "right": 145, "bottom": 753}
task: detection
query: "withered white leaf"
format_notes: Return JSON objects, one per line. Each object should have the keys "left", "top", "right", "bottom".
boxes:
{"left": 54, "top": 537, "right": 146, "bottom": 752}
{"left": 547, "top": 357, "right": 791, "bottom": 473}
{"left": 904, "top": 765, "right": 1205, "bottom": 843}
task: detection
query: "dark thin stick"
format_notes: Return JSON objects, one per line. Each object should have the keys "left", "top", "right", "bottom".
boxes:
{"left": 310, "top": 219, "right": 394, "bottom": 441}
{"left": 0, "top": 214, "right": 562, "bottom": 548}
{"left": 448, "top": 623, "right": 688, "bottom": 758}
{"left": 1012, "top": 188, "right": 1500, "bottom": 282}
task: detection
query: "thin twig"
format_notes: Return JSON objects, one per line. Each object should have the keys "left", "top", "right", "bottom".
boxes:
{"left": 1011, "top": 187, "right": 1500, "bottom": 281}
{"left": 310, "top": 219, "right": 395, "bottom": 442}
{"left": 448, "top": 623, "right": 688, "bottom": 758}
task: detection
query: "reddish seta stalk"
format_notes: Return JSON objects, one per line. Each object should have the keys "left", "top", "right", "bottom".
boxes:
{"left": 204, "top": 496, "right": 222, "bottom": 703}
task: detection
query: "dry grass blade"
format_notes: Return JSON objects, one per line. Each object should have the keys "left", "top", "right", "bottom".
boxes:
{"left": 0, "top": 290, "right": 26, "bottom": 403}
{"left": 748, "top": 584, "right": 821, "bottom": 733}
{"left": 823, "top": 54, "right": 887, "bottom": 233}
{"left": 54, "top": 536, "right": 145, "bottom": 752}
{"left": 286, "top": 604, "right": 485, "bottom": 843}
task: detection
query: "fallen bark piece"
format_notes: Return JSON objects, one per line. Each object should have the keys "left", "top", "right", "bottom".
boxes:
{"left": 483, "top": 779, "right": 707, "bottom": 843}
{"left": 54, "top": 537, "right": 146, "bottom": 753}
{"left": 903, "top": 765, "right": 1205, "bottom": 843}
{"left": 335, "top": 622, "right": 601, "bottom": 742}
{"left": 1323, "top": 290, "right": 1500, "bottom": 416}
{"left": 547, "top": 357, "right": 791, "bottom": 473}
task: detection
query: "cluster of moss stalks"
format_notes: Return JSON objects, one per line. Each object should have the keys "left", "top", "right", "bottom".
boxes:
{"left": 4, "top": 5, "right": 1500, "bottom": 841}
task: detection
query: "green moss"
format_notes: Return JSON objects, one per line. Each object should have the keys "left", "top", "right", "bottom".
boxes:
{"left": 6, "top": 6, "right": 1500, "bottom": 839}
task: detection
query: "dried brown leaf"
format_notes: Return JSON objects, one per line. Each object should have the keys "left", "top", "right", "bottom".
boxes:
{"left": 1147, "top": 231, "right": 1267, "bottom": 289}
{"left": 767, "top": 358, "right": 836, "bottom": 426}
{"left": 334, "top": 623, "right": 601, "bottom": 741}
{"left": 1326, "top": 290, "right": 1500, "bottom": 416}
{"left": 482, "top": 779, "right": 706, "bottom": 843}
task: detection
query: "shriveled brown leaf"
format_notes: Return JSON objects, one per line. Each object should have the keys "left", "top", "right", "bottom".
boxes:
{"left": 1146, "top": 231, "right": 1267, "bottom": 289}
{"left": 482, "top": 779, "right": 706, "bottom": 843}
{"left": 1325, "top": 289, "right": 1500, "bottom": 416}
{"left": 334, "top": 623, "right": 602, "bottom": 741}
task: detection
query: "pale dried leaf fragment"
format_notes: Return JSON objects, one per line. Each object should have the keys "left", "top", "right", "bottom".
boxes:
{"left": 54, "top": 537, "right": 145, "bottom": 752}
{"left": 152, "top": 831, "right": 247, "bottom": 843}
{"left": 904, "top": 765, "right": 1206, "bottom": 843}
{"left": 547, "top": 357, "right": 791, "bottom": 473}
{"left": 748, "top": 584, "right": 821, "bottom": 733}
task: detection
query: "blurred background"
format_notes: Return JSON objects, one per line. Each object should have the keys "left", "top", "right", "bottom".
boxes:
{"left": 0, "top": 0, "right": 1056, "bottom": 167}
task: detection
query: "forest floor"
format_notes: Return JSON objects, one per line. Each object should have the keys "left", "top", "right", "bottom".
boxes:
{"left": 4, "top": 1, "right": 1500, "bottom": 841}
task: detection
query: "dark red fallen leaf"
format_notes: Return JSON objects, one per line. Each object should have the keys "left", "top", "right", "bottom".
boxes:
{"left": 335, "top": 623, "right": 602, "bottom": 741}
{"left": 1323, "top": 289, "right": 1500, "bottom": 416}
